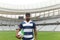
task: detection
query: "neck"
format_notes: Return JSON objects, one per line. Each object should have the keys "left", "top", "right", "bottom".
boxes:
{"left": 26, "top": 19, "right": 30, "bottom": 22}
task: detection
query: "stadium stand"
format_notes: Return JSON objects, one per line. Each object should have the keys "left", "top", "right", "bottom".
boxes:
{"left": 0, "top": 4, "right": 60, "bottom": 32}
{"left": 38, "top": 25, "right": 57, "bottom": 31}
{"left": 0, "top": 26, "right": 17, "bottom": 31}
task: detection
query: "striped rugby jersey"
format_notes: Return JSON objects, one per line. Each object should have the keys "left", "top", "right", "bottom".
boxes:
{"left": 19, "top": 20, "right": 36, "bottom": 40}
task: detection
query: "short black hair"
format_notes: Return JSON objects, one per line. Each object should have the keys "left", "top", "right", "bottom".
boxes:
{"left": 26, "top": 13, "right": 30, "bottom": 16}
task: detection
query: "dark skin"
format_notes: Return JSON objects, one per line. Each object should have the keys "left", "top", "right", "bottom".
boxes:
{"left": 16, "top": 15, "right": 37, "bottom": 40}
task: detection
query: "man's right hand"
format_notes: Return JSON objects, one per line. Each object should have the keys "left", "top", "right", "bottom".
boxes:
{"left": 16, "top": 34, "right": 21, "bottom": 39}
{"left": 16, "top": 28, "right": 21, "bottom": 39}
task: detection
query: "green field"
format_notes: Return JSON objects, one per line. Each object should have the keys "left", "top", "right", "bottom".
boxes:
{"left": 0, "top": 31, "right": 60, "bottom": 40}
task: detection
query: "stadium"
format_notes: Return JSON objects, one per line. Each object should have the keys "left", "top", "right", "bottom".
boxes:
{"left": 0, "top": 0, "right": 60, "bottom": 40}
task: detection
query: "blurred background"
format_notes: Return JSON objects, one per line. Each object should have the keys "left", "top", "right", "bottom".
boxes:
{"left": 0, "top": 0, "right": 60, "bottom": 40}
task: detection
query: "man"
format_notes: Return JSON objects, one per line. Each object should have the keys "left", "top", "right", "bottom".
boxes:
{"left": 16, "top": 13, "right": 37, "bottom": 40}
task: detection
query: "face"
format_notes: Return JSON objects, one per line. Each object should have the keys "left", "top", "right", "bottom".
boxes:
{"left": 26, "top": 15, "right": 30, "bottom": 20}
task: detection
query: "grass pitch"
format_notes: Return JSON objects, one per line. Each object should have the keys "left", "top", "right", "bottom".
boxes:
{"left": 0, "top": 31, "right": 60, "bottom": 40}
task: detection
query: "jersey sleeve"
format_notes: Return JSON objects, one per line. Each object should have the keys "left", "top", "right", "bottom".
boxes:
{"left": 19, "top": 23, "right": 23, "bottom": 29}
{"left": 33, "top": 22, "right": 36, "bottom": 29}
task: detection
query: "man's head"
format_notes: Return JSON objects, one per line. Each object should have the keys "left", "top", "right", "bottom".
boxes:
{"left": 25, "top": 13, "right": 30, "bottom": 21}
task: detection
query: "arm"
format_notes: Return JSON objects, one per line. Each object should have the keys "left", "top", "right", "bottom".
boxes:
{"left": 33, "top": 23, "right": 37, "bottom": 40}
{"left": 16, "top": 24, "right": 22, "bottom": 39}
{"left": 16, "top": 28, "right": 21, "bottom": 39}
{"left": 34, "top": 27, "right": 37, "bottom": 40}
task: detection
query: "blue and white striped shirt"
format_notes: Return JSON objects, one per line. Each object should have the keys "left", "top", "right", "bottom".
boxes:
{"left": 19, "top": 20, "right": 36, "bottom": 39}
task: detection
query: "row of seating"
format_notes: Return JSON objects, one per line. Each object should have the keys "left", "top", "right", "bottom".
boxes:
{"left": 35, "top": 18, "right": 60, "bottom": 24}
{"left": 0, "top": 20, "right": 20, "bottom": 25}
{"left": 0, "top": 25, "right": 60, "bottom": 31}
{"left": 0, "top": 26, "right": 18, "bottom": 31}
{"left": 36, "top": 25, "right": 60, "bottom": 31}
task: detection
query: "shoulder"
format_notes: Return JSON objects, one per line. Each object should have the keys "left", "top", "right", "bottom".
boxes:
{"left": 30, "top": 21, "right": 35, "bottom": 24}
{"left": 20, "top": 21, "right": 25, "bottom": 24}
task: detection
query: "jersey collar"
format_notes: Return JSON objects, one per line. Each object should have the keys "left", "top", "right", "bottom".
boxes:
{"left": 24, "top": 20, "right": 32, "bottom": 23}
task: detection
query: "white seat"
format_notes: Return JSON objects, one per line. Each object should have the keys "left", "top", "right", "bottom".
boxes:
{"left": 10, "top": 26, "right": 16, "bottom": 30}
{"left": 2, "top": 26, "right": 10, "bottom": 31}
{"left": 55, "top": 25, "right": 60, "bottom": 31}
{"left": 39, "top": 25, "right": 57, "bottom": 31}
{"left": 0, "top": 26, "right": 3, "bottom": 31}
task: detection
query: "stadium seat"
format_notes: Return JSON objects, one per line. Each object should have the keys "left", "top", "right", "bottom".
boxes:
{"left": 55, "top": 25, "right": 60, "bottom": 31}
{"left": 2, "top": 26, "right": 10, "bottom": 31}
{"left": 39, "top": 25, "right": 57, "bottom": 31}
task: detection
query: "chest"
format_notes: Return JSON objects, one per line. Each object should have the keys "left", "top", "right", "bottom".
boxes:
{"left": 22, "top": 23, "right": 34, "bottom": 29}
